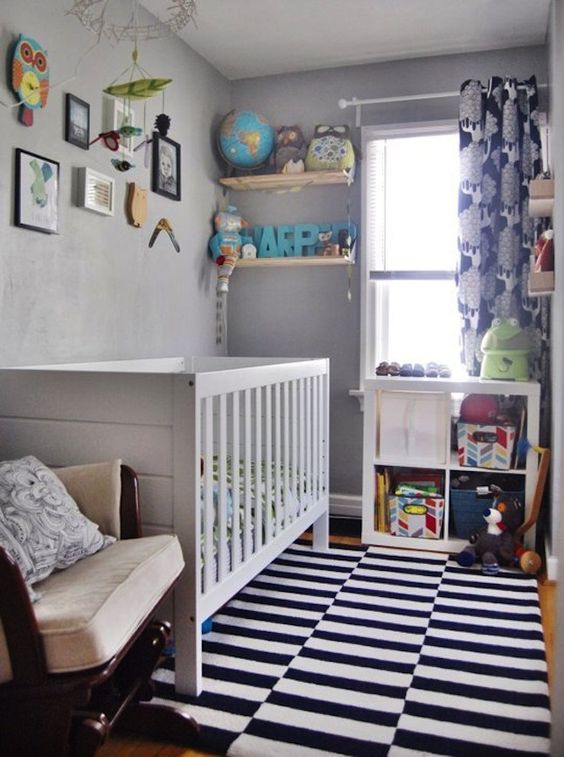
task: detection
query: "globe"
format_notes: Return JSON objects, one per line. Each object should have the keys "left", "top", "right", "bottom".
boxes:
{"left": 218, "top": 110, "right": 275, "bottom": 169}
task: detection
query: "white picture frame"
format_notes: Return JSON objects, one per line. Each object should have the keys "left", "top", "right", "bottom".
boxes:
{"left": 103, "top": 96, "right": 136, "bottom": 158}
{"left": 77, "top": 167, "right": 115, "bottom": 216}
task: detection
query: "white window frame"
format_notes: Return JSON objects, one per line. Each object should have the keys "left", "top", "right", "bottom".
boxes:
{"left": 359, "top": 119, "right": 459, "bottom": 388}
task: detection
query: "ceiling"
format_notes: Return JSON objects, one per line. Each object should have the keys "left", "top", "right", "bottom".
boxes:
{"left": 143, "top": 0, "right": 551, "bottom": 80}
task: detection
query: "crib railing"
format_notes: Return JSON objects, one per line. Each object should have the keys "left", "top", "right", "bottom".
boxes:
{"left": 198, "top": 360, "right": 329, "bottom": 598}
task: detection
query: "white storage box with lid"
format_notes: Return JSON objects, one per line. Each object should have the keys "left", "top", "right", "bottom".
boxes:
{"left": 377, "top": 391, "right": 447, "bottom": 464}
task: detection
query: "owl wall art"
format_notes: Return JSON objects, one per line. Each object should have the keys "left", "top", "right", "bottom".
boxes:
{"left": 11, "top": 34, "right": 50, "bottom": 127}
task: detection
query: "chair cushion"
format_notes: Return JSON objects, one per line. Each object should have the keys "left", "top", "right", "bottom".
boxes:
{"left": 0, "top": 534, "right": 184, "bottom": 682}
{"left": 37, "top": 534, "right": 183, "bottom": 674}
{"left": 54, "top": 460, "right": 122, "bottom": 539}
{"left": 0, "top": 456, "right": 114, "bottom": 601}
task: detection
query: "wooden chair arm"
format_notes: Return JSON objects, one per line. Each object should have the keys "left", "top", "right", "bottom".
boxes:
{"left": 120, "top": 464, "right": 142, "bottom": 539}
{"left": 0, "top": 546, "right": 47, "bottom": 685}
{"left": 0, "top": 464, "right": 141, "bottom": 688}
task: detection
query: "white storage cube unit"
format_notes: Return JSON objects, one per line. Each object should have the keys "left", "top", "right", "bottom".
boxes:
{"left": 378, "top": 390, "right": 447, "bottom": 465}
{"left": 361, "top": 375, "right": 541, "bottom": 553}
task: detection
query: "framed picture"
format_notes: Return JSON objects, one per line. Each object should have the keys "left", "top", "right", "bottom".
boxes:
{"left": 151, "top": 132, "right": 181, "bottom": 201}
{"left": 65, "top": 93, "right": 90, "bottom": 149}
{"left": 103, "top": 96, "right": 136, "bottom": 157}
{"left": 15, "top": 148, "right": 59, "bottom": 234}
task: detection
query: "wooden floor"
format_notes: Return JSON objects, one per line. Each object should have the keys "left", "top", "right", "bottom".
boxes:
{"left": 99, "top": 533, "right": 556, "bottom": 757}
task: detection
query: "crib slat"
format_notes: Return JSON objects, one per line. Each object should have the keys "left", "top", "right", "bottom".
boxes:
{"left": 254, "top": 387, "right": 262, "bottom": 550}
{"left": 231, "top": 391, "right": 241, "bottom": 569}
{"left": 283, "top": 381, "right": 290, "bottom": 527}
{"left": 291, "top": 380, "right": 298, "bottom": 517}
{"left": 203, "top": 396, "right": 214, "bottom": 592}
{"left": 313, "top": 375, "right": 319, "bottom": 503}
{"left": 299, "top": 378, "right": 305, "bottom": 514}
{"left": 218, "top": 394, "right": 228, "bottom": 581}
{"left": 243, "top": 388, "right": 252, "bottom": 559}
{"left": 305, "top": 376, "right": 311, "bottom": 510}
{"left": 264, "top": 384, "right": 272, "bottom": 543}
{"left": 274, "top": 382, "right": 282, "bottom": 536}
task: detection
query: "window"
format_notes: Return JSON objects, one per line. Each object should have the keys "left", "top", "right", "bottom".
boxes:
{"left": 360, "top": 123, "right": 462, "bottom": 381}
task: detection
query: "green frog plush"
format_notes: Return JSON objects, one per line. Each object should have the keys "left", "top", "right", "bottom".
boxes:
{"left": 480, "top": 317, "right": 529, "bottom": 381}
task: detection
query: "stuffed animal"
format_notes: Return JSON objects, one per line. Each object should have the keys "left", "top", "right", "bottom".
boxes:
{"left": 274, "top": 125, "right": 307, "bottom": 173}
{"left": 457, "top": 486, "right": 523, "bottom": 575}
{"left": 209, "top": 206, "right": 249, "bottom": 293}
{"left": 305, "top": 125, "right": 356, "bottom": 172}
{"left": 514, "top": 542, "right": 542, "bottom": 574}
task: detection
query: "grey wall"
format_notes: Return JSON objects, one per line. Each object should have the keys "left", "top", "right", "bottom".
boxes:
{"left": 548, "top": 1, "right": 564, "bottom": 754}
{"left": 229, "top": 45, "right": 548, "bottom": 497}
{"left": 0, "top": 0, "right": 230, "bottom": 366}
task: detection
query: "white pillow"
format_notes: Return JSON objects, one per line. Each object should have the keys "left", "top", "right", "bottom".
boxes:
{"left": 0, "top": 455, "right": 115, "bottom": 601}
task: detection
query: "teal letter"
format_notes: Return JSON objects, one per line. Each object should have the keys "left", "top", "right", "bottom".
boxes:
{"left": 294, "top": 224, "right": 318, "bottom": 256}
{"left": 277, "top": 225, "right": 294, "bottom": 256}
{"left": 258, "top": 225, "right": 279, "bottom": 257}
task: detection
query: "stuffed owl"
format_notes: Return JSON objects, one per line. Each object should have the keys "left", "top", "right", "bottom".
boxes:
{"left": 274, "top": 125, "right": 307, "bottom": 173}
{"left": 12, "top": 34, "right": 49, "bottom": 127}
{"left": 305, "top": 125, "right": 355, "bottom": 172}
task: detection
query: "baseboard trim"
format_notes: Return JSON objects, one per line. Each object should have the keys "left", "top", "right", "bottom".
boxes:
{"left": 330, "top": 493, "right": 362, "bottom": 518}
{"left": 545, "top": 536, "right": 559, "bottom": 581}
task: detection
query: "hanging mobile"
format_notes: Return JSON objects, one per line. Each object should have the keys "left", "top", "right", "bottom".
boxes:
{"left": 134, "top": 101, "right": 153, "bottom": 168}
{"left": 103, "top": 45, "right": 171, "bottom": 102}
{"left": 112, "top": 157, "right": 135, "bottom": 171}
{"left": 103, "top": 41, "right": 172, "bottom": 173}
{"left": 154, "top": 112, "right": 171, "bottom": 136}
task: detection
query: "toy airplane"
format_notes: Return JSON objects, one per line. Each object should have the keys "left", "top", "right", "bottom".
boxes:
{"left": 148, "top": 217, "right": 180, "bottom": 253}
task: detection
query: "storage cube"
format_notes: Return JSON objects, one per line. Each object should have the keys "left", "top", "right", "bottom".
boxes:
{"left": 379, "top": 391, "right": 447, "bottom": 464}
{"left": 457, "top": 422, "right": 516, "bottom": 470}
{"left": 388, "top": 495, "right": 445, "bottom": 539}
{"left": 528, "top": 270, "right": 554, "bottom": 294}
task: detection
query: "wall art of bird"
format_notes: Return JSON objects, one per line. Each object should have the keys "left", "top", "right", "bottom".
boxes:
{"left": 11, "top": 34, "right": 49, "bottom": 127}
{"left": 274, "top": 125, "right": 307, "bottom": 173}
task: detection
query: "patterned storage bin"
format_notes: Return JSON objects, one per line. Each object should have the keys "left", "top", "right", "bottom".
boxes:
{"left": 457, "top": 422, "right": 516, "bottom": 470}
{"left": 388, "top": 496, "right": 445, "bottom": 539}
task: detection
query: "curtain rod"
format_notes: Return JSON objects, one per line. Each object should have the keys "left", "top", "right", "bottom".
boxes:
{"left": 338, "top": 83, "right": 548, "bottom": 126}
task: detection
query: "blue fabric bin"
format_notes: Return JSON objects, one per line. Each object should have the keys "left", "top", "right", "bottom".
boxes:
{"left": 450, "top": 487, "right": 525, "bottom": 540}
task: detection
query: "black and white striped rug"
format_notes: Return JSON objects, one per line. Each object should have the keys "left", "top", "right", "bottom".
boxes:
{"left": 152, "top": 543, "right": 551, "bottom": 756}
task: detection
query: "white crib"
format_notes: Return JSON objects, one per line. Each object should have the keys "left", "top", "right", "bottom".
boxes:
{"left": 0, "top": 356, "right": 330, "bottom": 695}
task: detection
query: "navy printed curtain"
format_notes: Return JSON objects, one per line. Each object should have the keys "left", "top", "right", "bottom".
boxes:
{"left": 457, "top": 77, "right": 550, "bottom": 438}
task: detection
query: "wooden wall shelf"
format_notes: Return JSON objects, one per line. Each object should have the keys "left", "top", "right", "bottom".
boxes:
{"left": 238, "top": 256, "right": 352, "bottom": 268}
{"left": 219, "top": 170, "right": 352, "bottom": 192}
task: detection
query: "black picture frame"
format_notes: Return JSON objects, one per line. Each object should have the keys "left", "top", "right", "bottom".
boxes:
{"left": 65, "top": 93, "right": 90, "bottom": 150}
{"left": 151, "top": 132, "right": 181, "bottom": 201}
{"left": 14, "top": 148, "right": 60, "bottom": 234}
